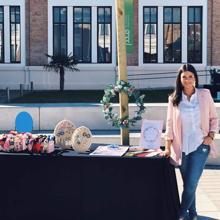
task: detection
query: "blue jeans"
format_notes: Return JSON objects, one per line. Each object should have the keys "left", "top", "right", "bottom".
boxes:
{"left": 178, "top": 144, "right": 210, "bottom": 218}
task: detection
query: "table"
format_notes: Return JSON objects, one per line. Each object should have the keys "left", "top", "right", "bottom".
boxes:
{"left": 0, "top": 148, "right": 180, "bottom": 220}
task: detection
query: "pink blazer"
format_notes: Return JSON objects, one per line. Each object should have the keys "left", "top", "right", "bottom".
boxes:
{"left": 165, "top": 89, "right": 219, "bottom": 166}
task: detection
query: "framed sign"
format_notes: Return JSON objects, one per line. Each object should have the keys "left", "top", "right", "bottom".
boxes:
{"left": 139, "top": 120, "right": 163, "bottom": 149}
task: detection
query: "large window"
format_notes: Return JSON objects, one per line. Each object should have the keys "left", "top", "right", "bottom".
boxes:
{"left": 164, "top": 7, "right": 181, "bottom": 63}
{"left": 49, "top": 1, "right": 116, "bottom": 65}
{"left": 10, "top": 6, "right": 21, "bottom": 63}
{"left": 188, "top": 7, "right": 202, "bottom": 63}
{"left": 0, "top": 6, "right": 4, "bottom": 63}
{"left": 73, "top": 7, "right": 91, "bottom": 63}
{"left": 143, "top": 7, "right": 157, "bottom": 63}
{"left": 53, "top": 7, "right": 67, "bottom": 56}
{"left": 97, "top": 7, "right": 112, "bottom": 63}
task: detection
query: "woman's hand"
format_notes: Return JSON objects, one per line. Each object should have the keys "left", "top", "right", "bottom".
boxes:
{"left": 160, "top": 148, "right": 171, "bottom": 158}
{"left": 203, "top": 136, "right": 213, "bottom": 146}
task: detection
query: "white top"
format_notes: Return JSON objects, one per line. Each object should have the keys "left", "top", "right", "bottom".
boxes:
{"left": 179, "top": 89, "right": 204, "bottom": 155}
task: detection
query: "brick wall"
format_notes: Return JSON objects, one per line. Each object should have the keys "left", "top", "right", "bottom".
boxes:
{"left": 208, "top": 0, "right": 220, "bottom": 66}
{"left": 28, "top": 0, "right": 48, "bottom": 66}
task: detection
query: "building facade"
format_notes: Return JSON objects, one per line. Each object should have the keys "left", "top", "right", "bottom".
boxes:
{"left": 0, "top": 0, "right": 219, "bottom": 90}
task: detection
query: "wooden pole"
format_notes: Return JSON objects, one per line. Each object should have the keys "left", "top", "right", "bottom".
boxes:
{"left": 115, "top": 0, "right": 129, "bottom": 146}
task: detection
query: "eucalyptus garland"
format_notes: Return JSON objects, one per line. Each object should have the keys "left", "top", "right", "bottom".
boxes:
{"left": 101, "top": 80, "right": 146, "bottom": 128}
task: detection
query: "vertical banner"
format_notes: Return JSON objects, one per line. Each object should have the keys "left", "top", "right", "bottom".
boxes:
{"left": 125, "top": 0, "right": 134, "bottom": 53}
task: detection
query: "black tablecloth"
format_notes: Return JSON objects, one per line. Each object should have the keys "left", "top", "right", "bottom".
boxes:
{"left": 0, "top": 149, "right": 180, "bottom": 220}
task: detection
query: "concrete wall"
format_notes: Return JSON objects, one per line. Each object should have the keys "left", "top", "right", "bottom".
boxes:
{"left": 0, "top": 65, "right": 211, "bottom": 90}
{"left": 1, "top": 102, "right": 220, "bottom": 131}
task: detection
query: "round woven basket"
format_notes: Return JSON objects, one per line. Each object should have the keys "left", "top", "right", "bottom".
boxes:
{"left": 71, "top": 126, "right": 92, "bottom": 152}
{"left": 54, "top": 120, "right": 76, "bottom": 149}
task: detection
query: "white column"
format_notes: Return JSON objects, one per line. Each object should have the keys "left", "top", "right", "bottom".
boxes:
{"left": 67, "top": 6, "right": 73, "bottom": 55}
{"left": 182, "top": 6, "right": 187, "bottom": 63}
{"left": 92, "top": 6, "right": 97, "bottom": 63}
{"left": 48, "top": 3, "right": 53, "bottom": 55}
{"left": 20, "top": 1, "right": 26, "bottom": 66}
{"left": 112, "top": 3, "right": 116, "bottom": 66}
{"left": 138, "top": 3, "right": 143, "bottom": 65}
{"left": 4, "top": 6, "right": 10, "bottom": 63}
{"left": 202, "top": 3, "right": 207, "bottom": 65}
{"left": 158, "top": 6, "right": 163, "bottom": 63}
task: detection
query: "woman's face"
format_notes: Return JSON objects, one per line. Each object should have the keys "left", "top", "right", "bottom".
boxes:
{"left": 180, "top": 71, "right": 196, "bottom": 89}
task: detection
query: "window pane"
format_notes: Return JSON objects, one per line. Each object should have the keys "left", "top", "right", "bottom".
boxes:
{"left": 164, "top": 7, "right": 181, "bottom": 63}
{"left": 188, "top": 24, "right": 194, "bottom": 51}
{"left": 144, "top": 7, "right": 158, "bottom": 63}
{"left": 53, "top": 25, "right": 60, "bottom": 56}
{"left": 144, "top": 8, "right": 150, "bottom": 23}
{"left": 0, "top": 8, "right": 3, "bottom": 22}
{"left": 53, "top": 7, "right": 67, "bottom": 56}
{"left": 10, "top": 7, "right": 21, "bottom": 62}
{"left": 10, "top": 8, "right": 15, "bottom": 23}
{"left": 195, "top": 7, "right": 202, "bottom": 23}
{"left": 151, "top": 8, "right": 157, "bottom": 23}
{"left": 188, "top": 8, "right": 194, "bottom": 23}
{"left": 82, "top": 24, "right": 91, "bottom": 62}
{"left": 164, "top": 24, "right": 173, "bottom": 62}
{"left": 173, "top": 8, "right": 180, "bottom": 23}
{"left": 0, "top": 23, "right": 3, "bottom": 62}
{"left": 98, "top": 8, "right": 104, "bottom": 23}
{"left": 83, "top": 8, "right": 91, "bottom": 23}
{"left": 97, "top": 7, "right": 112, "bottom": 63}
{"left": 188, "top": 7, "right": 202, "bottom": 63}
{"left": 105, "top": 24, "right": 111, "bottom": 62}
{"left": 54, "top": 8, "right": 60, "bottom": 23}
{"left": 74, "top": 24, "right": 82, "bottom": 61}
{"left": 105, "top": 8, "right": 111, "bottom": 23}
{"left": 173, "top": 24, "right": 181, "bottom": 62}
{"left": 16, "top": 8, "right": 20, "bottom": 22}
{"left": 164, "top": 8, "right": 172, "bottom": 23}
{"left": 60, "top": 8, "right": 67, "bottom": 23}
{"left": 74, "top": 8, "right": 82, "bottom": 23}
{"left": 73, "top": 7, "right": 92, "bottom": 63}
{"left": 150, "top": 24, "right": 157, "bottom": 62}
{"left": 144, "top": 24, "right": 157, "bottom": 63}
{"left": 60, "top": 24, "right": 67, "bottom": 55}
{"left": 10, "top": 24, "right": 16, "bottom": 61}
{"left": 0, "top": 7, "right": 3, "bottom": 62}
{"left": 98, "top": 24, "right": 105, "bottom": 62}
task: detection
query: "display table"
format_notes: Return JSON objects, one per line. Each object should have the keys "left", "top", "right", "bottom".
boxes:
{"left": 0, "top": 147, "right": 180, "bottom": 220}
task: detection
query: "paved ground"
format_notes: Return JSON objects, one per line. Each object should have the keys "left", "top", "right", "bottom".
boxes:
{"left": 176, "top": 166, "right": 220, "bottom": 220}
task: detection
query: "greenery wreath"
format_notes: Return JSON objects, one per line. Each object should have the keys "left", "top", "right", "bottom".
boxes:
{"left": 101, "top": 80, "right": 146, "bottom": 128}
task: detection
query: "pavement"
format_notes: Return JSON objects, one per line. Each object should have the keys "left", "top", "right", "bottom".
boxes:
{"left": 176, "top": 166, "right": 220, "bottom": 220}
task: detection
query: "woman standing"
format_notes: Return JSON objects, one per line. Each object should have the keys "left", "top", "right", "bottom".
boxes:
{"left": 163, "top": 64, "right": 218, "bottom": 220}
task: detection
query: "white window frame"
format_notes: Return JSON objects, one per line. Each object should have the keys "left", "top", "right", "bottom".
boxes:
{"left": 0, "top": 0, "right": 25, "bottom": 67}
{"left": 48, "top": 0, "right": 116, "bottom": 67}
{"left": 139, "top": 0, "right": 207, "bottom": 67}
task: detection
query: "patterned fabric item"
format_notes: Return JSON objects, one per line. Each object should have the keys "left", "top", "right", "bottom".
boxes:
{"left": 71, "top": 126, "right": 92, "bottom": 152}
{"left": 0, "top": 131, "right": 55, "bottom": 153}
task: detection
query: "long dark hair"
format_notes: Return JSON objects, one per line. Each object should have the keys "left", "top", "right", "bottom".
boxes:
{"left": 171, "top": 64, "right": 199, "bottom": 106}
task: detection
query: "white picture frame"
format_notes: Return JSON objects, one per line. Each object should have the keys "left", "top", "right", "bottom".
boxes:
{"left": 139, "top": 119, "right": 163, "bottom": 149}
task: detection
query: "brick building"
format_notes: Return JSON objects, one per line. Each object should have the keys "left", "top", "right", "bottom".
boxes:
{"left": 0, "top": 0, "right": 219, "bottom": 90}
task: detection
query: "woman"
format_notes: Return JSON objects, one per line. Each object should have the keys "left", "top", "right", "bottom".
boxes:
{"left": 163, "top": 64, "right": 218, "bottom": 220}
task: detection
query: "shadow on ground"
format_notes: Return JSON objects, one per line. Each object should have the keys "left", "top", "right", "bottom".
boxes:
{"left": 205, "top": 165, "right": 220, "bottom": 170}
{"left": 198, "top": 216, "right": 218, "bottom": 220}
